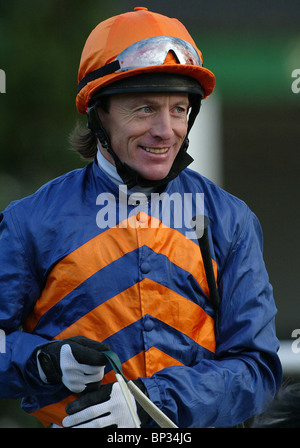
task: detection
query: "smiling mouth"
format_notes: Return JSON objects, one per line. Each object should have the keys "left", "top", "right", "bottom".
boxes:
{"left": 142, "top": 146, "right": 169, "bottom": 154}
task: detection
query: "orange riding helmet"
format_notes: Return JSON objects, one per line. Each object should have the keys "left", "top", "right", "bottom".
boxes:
{"left": 76, "top": 7, "right": 215, "bottom": 114}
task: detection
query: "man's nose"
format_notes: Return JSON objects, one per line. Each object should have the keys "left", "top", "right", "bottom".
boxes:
{"left": 149, "top": 111, "right": 174, "bottom": 140}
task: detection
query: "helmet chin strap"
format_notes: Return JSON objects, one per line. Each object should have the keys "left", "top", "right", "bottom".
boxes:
{"left": 87, "top": 99, "right": 200, "bottom": 189}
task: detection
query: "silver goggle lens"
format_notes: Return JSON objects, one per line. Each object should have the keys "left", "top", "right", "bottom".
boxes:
{"left": 116, "top": 36, "right": 202, "bottom": 72}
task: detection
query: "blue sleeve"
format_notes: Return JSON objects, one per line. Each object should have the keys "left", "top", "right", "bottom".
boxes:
{"left": 142, "top": 208, "right": 282, "bottom": 428}
{"left": 0, "top": 209, "right": 51, "bottom": 398}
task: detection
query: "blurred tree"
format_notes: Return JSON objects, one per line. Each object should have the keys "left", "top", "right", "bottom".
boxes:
{"left": 0, "top": 0, "right": 117, "bottom": 209}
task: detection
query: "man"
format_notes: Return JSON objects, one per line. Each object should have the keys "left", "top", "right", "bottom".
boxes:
{"left": 0, "top": 7, "right": 282, "bottom": 428}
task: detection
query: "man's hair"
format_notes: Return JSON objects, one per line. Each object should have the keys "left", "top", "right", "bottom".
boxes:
{"left": 69, "top": 124, "right": 98, "bottom": 160}
{"left": 69, "top": 96, "right": 110, "bottom": 160}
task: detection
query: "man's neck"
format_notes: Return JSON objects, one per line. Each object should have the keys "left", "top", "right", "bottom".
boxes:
{"left": 96, "top": 148, "right": 156, "bottom": 197}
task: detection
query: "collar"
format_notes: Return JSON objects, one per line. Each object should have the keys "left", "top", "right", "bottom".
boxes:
{"left": 96, "top": 148, "right": 155, "bottom": 197}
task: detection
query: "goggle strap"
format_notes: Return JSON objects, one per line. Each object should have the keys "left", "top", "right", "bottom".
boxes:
{"left": 78, "top": 60, "right": 120, "bottom": 94}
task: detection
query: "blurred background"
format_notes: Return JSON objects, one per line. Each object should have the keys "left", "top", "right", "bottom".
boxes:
{"left": 0, "top": 0, "right": 299, "bottom": 427}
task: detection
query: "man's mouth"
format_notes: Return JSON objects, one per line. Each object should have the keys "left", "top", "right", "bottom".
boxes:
{"left": 142, "top": 146, "right": 169, "bottom": 154}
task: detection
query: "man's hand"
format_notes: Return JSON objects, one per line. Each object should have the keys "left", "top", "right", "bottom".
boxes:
{"left": 62, "top": 381, "right": 151, "bottom": 428}
{"left": 37, "top": 336, "right": 110, "bottom": 393}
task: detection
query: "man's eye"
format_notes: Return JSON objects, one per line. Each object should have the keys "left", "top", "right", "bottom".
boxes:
{"left": 174, "top": 106, "right": 185, "bottom": 114}
{"left": 140, "top": 106, "right": 152, "bottom": 113}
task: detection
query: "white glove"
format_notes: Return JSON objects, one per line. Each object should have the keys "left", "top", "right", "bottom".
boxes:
{"left": 62, "top": 382, "right": 140, "bottom": 428}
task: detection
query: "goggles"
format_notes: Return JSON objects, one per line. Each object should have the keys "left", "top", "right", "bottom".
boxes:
{"left": 78, "top": 36, "right": 202, "bottom": 93}
{"left": 116, "top": 36, "right": 202, "bottom": 71}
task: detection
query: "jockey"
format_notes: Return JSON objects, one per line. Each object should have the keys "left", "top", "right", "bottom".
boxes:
{"left": 0, "top": 7, "right": 282, "bottom": 428}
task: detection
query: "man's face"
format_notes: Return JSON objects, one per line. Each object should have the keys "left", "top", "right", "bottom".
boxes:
{"left": 98, "top": 92, "right": 189, "bottom": 181}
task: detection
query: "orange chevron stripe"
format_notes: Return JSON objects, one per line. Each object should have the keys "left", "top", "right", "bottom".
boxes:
{"left": 53, "top": 282, "right": 142, "bottom": 342}
{"left": 25, "top": 213, "right": 217, "bottom": 333}
{"left": 53, "top": 278, "right": 215, "bottom": 353}
{"left": 143, "top": 346, "right": 185, "bottom": 377}
{"left": 142, "top": 279, "right": 215, "bottom": 353}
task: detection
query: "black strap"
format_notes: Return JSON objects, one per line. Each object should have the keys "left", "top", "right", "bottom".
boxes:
{"left": 77, "top": 60, "right": 120, "bottom": 93}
